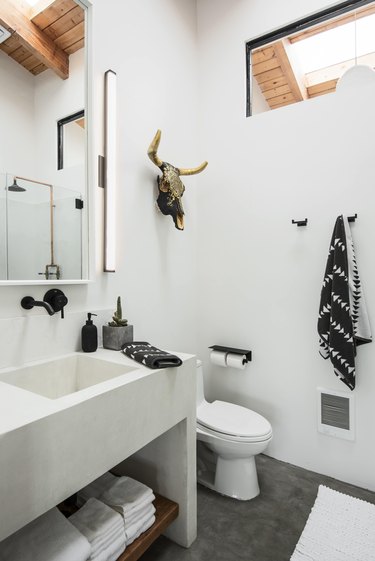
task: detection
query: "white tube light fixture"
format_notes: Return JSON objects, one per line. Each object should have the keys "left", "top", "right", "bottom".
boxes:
{"left": 104, "top": 69, "right": 117, "bottom": 272}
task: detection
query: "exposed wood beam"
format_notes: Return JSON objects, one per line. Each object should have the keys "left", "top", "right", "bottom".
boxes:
{"left": 273, "top": 39, "right": 308, "bottom": 102}
{"left": 307, "top": 79, "right": 338, "bottom": 98}
{"left": 0, "top": 0, "right": 69, "bottom": 79}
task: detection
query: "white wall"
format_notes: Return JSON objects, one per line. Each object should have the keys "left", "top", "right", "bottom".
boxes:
{"left": 196, "top": 0, "right": 375, "bottom": 490}
{"left": 34, "top": 48, "right": 85, "bottom": 190}
{"left": 0, "top": 51, "right": 36, "bottom": 177}
{"left": 0, "top": 0, "right": 200, "bottom": 362}
{"left": 87, "top": 0, "right": 200, "bottom": 353}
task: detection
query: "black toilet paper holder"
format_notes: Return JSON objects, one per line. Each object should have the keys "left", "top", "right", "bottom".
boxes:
{"left": 209, "top": 345, "right": 252, "bottom": 363}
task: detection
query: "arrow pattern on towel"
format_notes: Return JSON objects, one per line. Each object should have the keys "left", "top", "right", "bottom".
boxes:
{"left": 318, "top": 215, "right": 371, "bottom": 390}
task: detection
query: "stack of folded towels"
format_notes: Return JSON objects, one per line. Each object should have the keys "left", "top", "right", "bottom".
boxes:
{"left": 69, "top": 497, "right": 126, "bottom": 561}
{"left": 0, "top": 474, "right": 155, "bottom": 561}
{"left": 0, "top": 507, "right": 91, "bottom": 561}
{"left": 77, "top": 472, "right": 156, "bottom": 547}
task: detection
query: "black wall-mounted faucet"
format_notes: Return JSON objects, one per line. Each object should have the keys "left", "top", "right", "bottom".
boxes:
{"left": 21, "top": 296, "right": 55, "bottom": 315}
{"left": 21, "top": 289, "right": 68, "bottom": 319}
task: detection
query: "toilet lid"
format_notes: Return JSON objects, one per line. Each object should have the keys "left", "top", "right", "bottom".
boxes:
{"left": 197, "top": 400, "right": 272, "bottom": 439}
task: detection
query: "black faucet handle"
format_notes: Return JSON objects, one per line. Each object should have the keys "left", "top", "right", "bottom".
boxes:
{"left": 44, "top": 289, "right": 68, "bottom": 319}
{"left": 21, "top": 296, "right": 36, "bottom": 310}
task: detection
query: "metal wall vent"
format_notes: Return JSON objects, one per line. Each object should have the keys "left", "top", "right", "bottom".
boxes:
{"left": 0, "top": 25, "right": 11, "bottom": 45}
{"left": 317, "top": 388, "right": 355, "bottom": 441}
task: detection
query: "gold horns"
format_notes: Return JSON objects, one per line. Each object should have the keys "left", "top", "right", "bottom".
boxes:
{"left": 147, "top": 129, "right": 163, "bottom": 167}
{"left": 147, "top": 129, "right": 208, "bottom": 175}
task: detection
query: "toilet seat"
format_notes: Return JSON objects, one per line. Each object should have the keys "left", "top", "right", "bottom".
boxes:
{"left": 197, "top": 400, "right": 272, "bottom": 442}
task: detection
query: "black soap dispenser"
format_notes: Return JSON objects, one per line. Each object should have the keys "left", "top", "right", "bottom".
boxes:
{"left": 82, "top": 313, "right": 98, "bottom": 352}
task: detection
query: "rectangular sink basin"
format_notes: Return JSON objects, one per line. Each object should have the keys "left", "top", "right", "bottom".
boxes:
{"left": 0, "top": 354, "right": 136, "bottom": 399}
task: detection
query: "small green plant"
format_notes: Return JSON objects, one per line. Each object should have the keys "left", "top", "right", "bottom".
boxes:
{"left": 108, "top": 296, "right": 128, "bottom": 327}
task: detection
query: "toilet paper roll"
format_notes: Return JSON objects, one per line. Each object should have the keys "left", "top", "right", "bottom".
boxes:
{"left": 210, "top": 350, "right": 228, "bottom": 367}
{"left": 226, "top": 353, "right": 247, "bottom": 370}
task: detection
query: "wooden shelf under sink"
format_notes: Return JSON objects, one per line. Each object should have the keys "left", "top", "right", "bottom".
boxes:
{"left": 118, "top": 494, "right": 179, "bottom": 561}
{"left": 58, "top": 493, "right": 178, "bottom": 561}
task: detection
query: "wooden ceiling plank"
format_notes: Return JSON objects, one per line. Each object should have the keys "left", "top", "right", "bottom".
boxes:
{"left": 268, "top": 92, "right": 295, "bottom": 107}
{"left": 42, "top": 5, "right": 84, "bottom": 41}
{"left": 252, "top": 55, "right": 280, "bottom": 76}
{"left": 0, "top": 35, "right": 21, "bottom": 55}
{"left": 21, "top": 53, "right": 43, "bottom": 70}
{"left": 308, "top": 88, "right": 336, "bottom": 99}
{"left": 307, "top": 78, "right": 338, "bottom": 96}
{"left": 273, "top": 39, "right": 307, "bottom": 101}
{"left": 252, "top": 66, "right": 284, "bottom": 85}
{"left": 0, "top": 0, "right": 69, "bottom": 79}
{"left": 251, "top": 46, "right": 276, "bottom": 65}
{"left": 263, "top": 84, "right": 291, "bottom": 101}
{"left": 31, "top": 62, "right": 48, "bottom": 74}
{"left": 290, "top": 4, "right": 375, "bottom": 44}
{"left": 259, "top": 75, "right": 288, "bottom": 92}
{"left": 31, "top": 0, "right": 77, "bottom": 29}
{"left": 269, "top": 98, "right": 296, "bottom": 110}
{"left": 64, "top": 37, "right": 84, "bottom": 54}
{"left": 54, "top": 20, "right": 84, "bottom": 50}
{"left": 10, "top": 45, "right": 33, "bottom": 64}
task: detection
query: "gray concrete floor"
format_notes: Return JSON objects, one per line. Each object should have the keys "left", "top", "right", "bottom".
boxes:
{"left": 141, "top": 454, "right": 375, "bottom": 561}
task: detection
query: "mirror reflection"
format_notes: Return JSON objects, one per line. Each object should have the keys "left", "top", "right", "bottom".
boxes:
{"left": 0, "top": 0, "right": 88, "bottom": 282}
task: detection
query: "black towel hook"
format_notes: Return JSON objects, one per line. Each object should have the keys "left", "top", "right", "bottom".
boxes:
{"left": 292, "top": 218, "right": 308, "bottom": 227}
{"left": 347, "top": 214, "right": 357, "bottom": 223}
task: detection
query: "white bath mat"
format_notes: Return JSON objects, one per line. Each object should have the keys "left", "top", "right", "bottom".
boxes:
{"left": 290, "top": 485, "right": 375, "bottom": 561}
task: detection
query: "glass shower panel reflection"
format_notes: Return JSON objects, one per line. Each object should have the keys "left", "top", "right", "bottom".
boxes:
{"left": 7, "top": 176, "right": 51, "bottom": 280}
{"left": 5, "top": 175, "right": 83, "bottom": 281}
{"left": 53, "top": 186, "right": 82, "bottom": 280}
{"left": 0, "top": 174, "right": 7, "bottom": 280}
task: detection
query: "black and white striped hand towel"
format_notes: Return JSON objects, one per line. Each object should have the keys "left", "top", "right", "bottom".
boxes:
{"left": 122, "top": 342, "right": 182, "bottom": 369}
{"left": 318, "top": 215, "right": 371, "bottom": 390}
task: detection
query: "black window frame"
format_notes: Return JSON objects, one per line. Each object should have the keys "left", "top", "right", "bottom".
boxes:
{"left": 246, "top": 0, "right": 375, "bottom": 117}
{"left": 57, "top": 110, "right": 85, "bottom": 170}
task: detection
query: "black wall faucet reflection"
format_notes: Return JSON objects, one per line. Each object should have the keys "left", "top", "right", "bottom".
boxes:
{"left": 21, "top": 289, "right": 68, "bottom": 319}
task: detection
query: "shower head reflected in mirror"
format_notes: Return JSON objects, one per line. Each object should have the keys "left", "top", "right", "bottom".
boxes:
{"left": 7, "top": 178, "right": 26, "bottom": 192}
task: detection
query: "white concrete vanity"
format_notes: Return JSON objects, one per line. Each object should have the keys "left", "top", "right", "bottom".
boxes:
{"left": 0, "top": 349, "right": 197, "bottom": 547}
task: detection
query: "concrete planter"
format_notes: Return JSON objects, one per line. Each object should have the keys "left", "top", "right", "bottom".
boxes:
{"left": 102, "top": 325, "right": 134, "bottom": 351}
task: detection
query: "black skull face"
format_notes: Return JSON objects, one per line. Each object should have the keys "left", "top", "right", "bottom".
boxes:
{"left": 156, "top": 163, "right": 185, "bottom": 230}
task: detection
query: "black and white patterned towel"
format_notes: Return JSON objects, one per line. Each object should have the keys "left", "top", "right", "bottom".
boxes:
{"left": 121, "top": 342, "right": 183, "bottom": 369}
{"left": 318, "top": 215, "right": 371, "bottom": 390}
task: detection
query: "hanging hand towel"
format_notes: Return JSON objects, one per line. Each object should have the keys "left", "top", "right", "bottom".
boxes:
{"left": 122, "top": 342, "right": 182, "bottom": 369}
{"left": 318, "top": 215, "right": 371, "bottom": 390}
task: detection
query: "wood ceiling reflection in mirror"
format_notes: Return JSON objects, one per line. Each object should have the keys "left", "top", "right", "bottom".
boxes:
{"left": 0, "top": 0, "right": 84, "bottom": 79}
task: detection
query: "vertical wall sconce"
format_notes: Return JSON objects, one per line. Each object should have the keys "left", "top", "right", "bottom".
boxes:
{"left": 104, "top": 69, "right": 117, "bottom": 272}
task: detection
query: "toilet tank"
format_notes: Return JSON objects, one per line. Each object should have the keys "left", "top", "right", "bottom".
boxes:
{"left": 196, "top": 359, "right": 206, "bottom": 407}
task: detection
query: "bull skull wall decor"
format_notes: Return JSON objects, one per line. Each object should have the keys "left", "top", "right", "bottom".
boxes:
{"left": 147, "top": 129, "right": 208, "bottom": 230}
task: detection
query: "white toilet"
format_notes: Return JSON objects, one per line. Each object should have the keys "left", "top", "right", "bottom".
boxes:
{"left": 196, "top": 359, "right": 272, "bottom": 500}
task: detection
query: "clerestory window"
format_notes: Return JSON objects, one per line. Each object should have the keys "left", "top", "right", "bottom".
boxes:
{"left": 246, "top": 0, "right": 375, "bottom": 116}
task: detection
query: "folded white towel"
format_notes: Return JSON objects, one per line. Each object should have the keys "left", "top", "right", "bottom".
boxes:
{"left": 75, "top": 519, "right": 123, "bottom": 558}
{"left": 100, "top": 477, "right": 154, "bottom": 517}
{"left": 0, "top": 507, "right": 91, "bottom": 561}
{"left": 69, "top": 498, "right": 125, "bottom": 560}
{"left": 107, "top": 543, "right": 127, "bottom": 561}
{"left": 125, "top": 502, "right": 156, "bottom": 529}
{"left": 125, "top": 504, "right": 156, "bottom": 535}
{"left": 90, "top": 535, "right": 125, "bottom": 561}
{"left": 77, "top": 473, "right": 118, "bottom": 507}
{"left": 126, "top": 514, "right": 156, "bottom": 546}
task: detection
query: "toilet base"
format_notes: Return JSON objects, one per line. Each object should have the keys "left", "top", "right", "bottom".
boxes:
{"left": 197, "top": 442, "right": 260, "bottom": 501}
